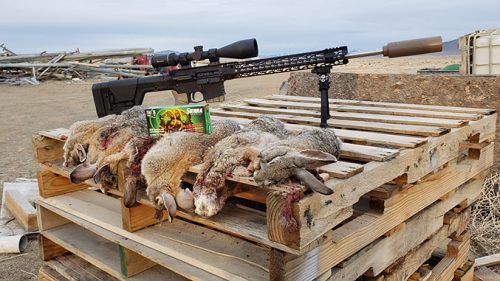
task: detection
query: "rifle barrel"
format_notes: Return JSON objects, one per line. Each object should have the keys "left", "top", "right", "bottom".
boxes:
{"left": 345, "top": 50, "right": 383, "bottom": 59}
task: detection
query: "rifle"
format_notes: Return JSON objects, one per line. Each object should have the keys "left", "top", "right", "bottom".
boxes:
{"left": 92, "top": 36, "right": 442, "bottom": 128}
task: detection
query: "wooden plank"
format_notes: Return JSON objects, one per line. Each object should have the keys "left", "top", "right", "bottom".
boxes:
{"left": 5, "top": 190, "right": 37, "bottom": 231}
{"left": 245, "top": 98, "right": 482, "bottom": 121}
{"left": 38, "top": 203, "right": 220, "bottom": 281}
{"left": 61, "top": 254, "right": 118, "bottom": 281}
{"left": 37, "top": 202, "right": 72, "bottom": 231}
{"left": 119, "top": 246, "right": 157, "bottom": 278}
{"left": 475, "top": 254, "right": 500, "bottom": 268}
{"left": 37, "top": 169, "right": 89, "bottom": 198}
{"left": 39, "top": 235, "right": 69, "bottom": 261}
{"left": 170, "top": 199, "right": 299, "bottom": 254}
{"left": 122, "top": 202, "right": 163, "bottom": 232}
{"left": 383, "top": 221, "right": 406, "bottom": 237}
{"left": 327, "top": 197, "right": 473, "bottom": 281}
{"left": 267, "top": 189, "right": 353, "bottom": 249}
{"left": 37, "top": 128, "right": 70, "bottom": 140}
{"left": 37, "top": 190, "right": 269, "bottom": 280}
{"left": 339, "top": 143, "right": 399, "bottom": 162}
{"left": 131, "top": 189, "right": 298, "bottom": 253}
{"left": 45, "top": 257, "right": 93, "bottom": 281}
{"left": 41, "top": 159, "right": 100, "bottom": 189}
{"left": 39, "top": 265, "right": 69, "bottom": 281}
{"left": 382, "top": 226, "right": 467, "bottom": 280}
{"left": 233, "top": 188, "right": 267, "bottom": 204}
{"left": 37, "top": 204, "right": 72, "bottom": 261}
{"left": 224, "top": 104, "right": 468, "bottom": 128}
{"left": 455, "top": 260, "right": 474, "bottom": 281}
{"left": 43, "top": 224, "right": 184, "bottom": 281}
{"left": 212, "top": 108, "right": 449, "bottom": 137}
{"left": 44, "top": 254, "right": 118, "bottom": 281}
{"left": 430, "top": 236, "right": 470, "bottom": 281}
{"left": 212, "top": 115, "right": 426, "bottom": 149}
{"left": 366, "top": 185, "right": 401, "bottom": 200}
{"left": 32, "top": 133, "right": 65, "bottom": 163}
{"left": 267, "top": 95, "right": 496, "bottom": 115}
{"left": 318, "top": 161, "right": 364, "bottom": 179}
{"left": 276, "top": 180, "right": 477, "bottom": 280}
{"left": 287, "top": 114, "right": 496, "bottom": 251}
{"left": 274, "top": 155, "right": 489, "bottom": 279}
{"left": 42, "top": 224, "right": 124, "bottom": 279}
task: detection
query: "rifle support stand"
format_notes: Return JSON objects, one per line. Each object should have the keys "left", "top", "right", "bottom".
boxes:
{"left": 312, "top": 66, "right": 332, "bottom": 128}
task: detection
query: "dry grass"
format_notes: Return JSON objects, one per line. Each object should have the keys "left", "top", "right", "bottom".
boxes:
{"left": 469, "top": 172, "right": 500, "bottom": 257}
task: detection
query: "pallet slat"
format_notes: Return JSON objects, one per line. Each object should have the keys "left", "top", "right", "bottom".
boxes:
{"left": 274, "top": 161, "right": 488, "bottom": 280}
{"left": 38, "top": 204, "right": 222, "bottom": 281}
{"left": 211, "top": 115, "right": 426, "bottom": 149}
{"left": 211, "top": 108, "right": 449, "bottom": 137}
{"left": 318, "top": 161, "right": 364, "bottom": 179}
{"left": 328, "top": 198, "right": 472, "bottom": 280}
{"left": 38, "top": 190, "right": 269, "bottom": 281}
{"left": 267, "top": 95, "right": 496, "bottom": 115}
{"left": 286, "top": 115, "right": 495, "bottom": 250}
{"left": 223, "top": 104, "right": 468, "bottom": 128}
{"left": 245, "top": 98, "right": 483, "bottom": 121}
{"left": 5, "top": 190, "right": 37, "bottom": 231}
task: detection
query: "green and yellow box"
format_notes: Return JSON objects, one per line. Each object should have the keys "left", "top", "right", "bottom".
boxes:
{"left": 145, "top": 104, "right": 212, "bottom": 137}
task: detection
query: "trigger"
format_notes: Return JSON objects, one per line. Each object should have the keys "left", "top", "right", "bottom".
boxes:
{"left": 188, "top": 92, "right": 195, "bottom": 103}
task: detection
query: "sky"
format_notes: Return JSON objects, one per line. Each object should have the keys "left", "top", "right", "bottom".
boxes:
{"left": 1, "top": 0, "right": 499, "bottom": 56}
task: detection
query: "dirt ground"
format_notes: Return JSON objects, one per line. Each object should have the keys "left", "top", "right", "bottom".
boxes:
{"left": 0, "top": 71, "right": 291, "bottom": 281}
{"left": 4, "top": 55, "right": 493, "bottom": 280}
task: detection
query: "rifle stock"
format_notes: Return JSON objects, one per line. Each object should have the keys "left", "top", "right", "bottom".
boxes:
{"left": 92, "top": 75, "right": 179, "bottom": 117}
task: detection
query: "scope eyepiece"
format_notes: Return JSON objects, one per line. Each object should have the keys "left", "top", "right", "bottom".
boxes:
{"left": 151, "top": 38, "right": 258, "bottom": 68}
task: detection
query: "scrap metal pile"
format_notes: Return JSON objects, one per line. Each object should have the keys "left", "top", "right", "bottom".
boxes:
{"left": 0, "top": 43, "right": 154, "bottom": 85}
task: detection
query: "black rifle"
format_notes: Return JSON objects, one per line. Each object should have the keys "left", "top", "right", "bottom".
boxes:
{"left": 92, "top": 36, "right": 442, "bottom": 128}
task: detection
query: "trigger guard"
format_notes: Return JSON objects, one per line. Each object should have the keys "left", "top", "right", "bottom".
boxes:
{"left": 190, "top": 92, "right": 204, "bottom": 103}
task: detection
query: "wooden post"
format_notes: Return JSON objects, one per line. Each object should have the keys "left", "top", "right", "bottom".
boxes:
{"left": 39, "top": 236, "right": 68, "bottom": 261}
{"left": 266, "top": 191, "right": 300, "bottom": 248}
{"left": 32, "top": 134, "right": 65, "bottom": 163}
{"left": 37, "top": 169, "right": 88, "bottom": 198}
{"left": 119, "top": 246, "right": 156, "bottom": 277}
{"left": 37, "top": 206, "right": 71, "bottom": 261}
{"left": 121, "top": 202, "right": 163, "bottom": 232}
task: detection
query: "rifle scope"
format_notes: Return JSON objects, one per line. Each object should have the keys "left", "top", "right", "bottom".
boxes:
{"left": 151, "top": 38, "right": 258, "bottom": 68}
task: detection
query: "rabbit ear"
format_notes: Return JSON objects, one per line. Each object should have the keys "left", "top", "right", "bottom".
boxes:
{"left": 93, "top": 164, "right": 110, "bottom": 184}
{"left": 76, "top": 143, "right": 88, "bottom": 163}
{"left": 160, "top": 192, "right": 177, "bottom": 223}
{"left": 123, "top": 177, "right": 138, "bottom": 208}
{"left": 293, "top": 150, "right": 338, "bottom": 169}
{"left": 293, "top": 168, "right": 333, "bottom": 195}
{"left": 70, "top": 163, "right": 96, "bottom": 183}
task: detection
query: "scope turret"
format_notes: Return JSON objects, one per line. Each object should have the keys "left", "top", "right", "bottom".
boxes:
{"left": 151, "top": 38, "right": 258, "bottom": 68}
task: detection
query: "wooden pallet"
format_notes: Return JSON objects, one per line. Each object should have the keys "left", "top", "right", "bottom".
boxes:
{"left": 36, "top": 168, "right": 487, "bottom": 281}
{"left": 272, "top": 175, "right": 483, "bottom": 281}
{"left": 38, "top": 252, "right": 184, "bottom": 281}
{"left": 38, "top": 253, "right": 119, "bottom": 281}
{"left": 34, "top": 96, "right": 496, "bottom": 280}
{"left": 212, "top": 95, "right": 496, "bottom": 250}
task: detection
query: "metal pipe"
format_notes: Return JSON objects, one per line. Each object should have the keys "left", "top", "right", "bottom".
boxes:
{"left": 345, "top": 50, "right": 383, "bottom": 59}
{"left": 0, "top": 235, "right": 28, "bottom": 254}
